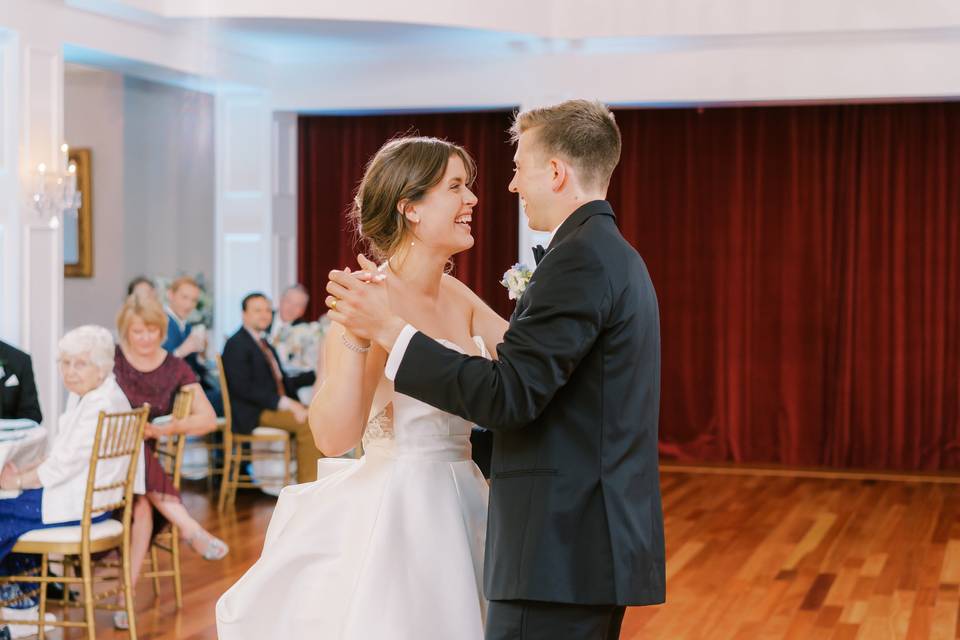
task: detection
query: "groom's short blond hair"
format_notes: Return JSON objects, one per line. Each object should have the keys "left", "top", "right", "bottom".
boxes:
{"left": 510, "top": 99, "right": 621, "bottom": 191}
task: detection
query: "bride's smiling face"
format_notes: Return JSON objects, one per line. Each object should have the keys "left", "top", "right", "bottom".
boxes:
{"left": 402, "top": 154, "right": 478, "bottom": 256}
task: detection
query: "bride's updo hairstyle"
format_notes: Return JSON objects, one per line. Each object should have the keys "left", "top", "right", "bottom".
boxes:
{"left": 351, "top": 136, "right": 476, "bottom": 262}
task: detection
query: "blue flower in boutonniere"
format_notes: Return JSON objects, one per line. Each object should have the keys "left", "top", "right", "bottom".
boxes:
{"left": 500, "top": 263, "right": 533, "bottom": 301}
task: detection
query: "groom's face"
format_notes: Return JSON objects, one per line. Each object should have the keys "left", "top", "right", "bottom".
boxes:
{"left": 509, "top": 129, "right": 554, "bottom": 232}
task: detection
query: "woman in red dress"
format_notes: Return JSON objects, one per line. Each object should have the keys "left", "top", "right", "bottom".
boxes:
{"left": 112, "top": 294, "right": 228, "bottom": 629}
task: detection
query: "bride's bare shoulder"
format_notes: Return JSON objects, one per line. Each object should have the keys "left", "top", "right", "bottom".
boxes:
{"left": 440, "top": 272, "right": 476, "bottom": 301}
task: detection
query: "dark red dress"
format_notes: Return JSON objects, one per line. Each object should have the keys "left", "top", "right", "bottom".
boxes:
{"left": 114, "top": 346, "right": 197, "bottom": 505}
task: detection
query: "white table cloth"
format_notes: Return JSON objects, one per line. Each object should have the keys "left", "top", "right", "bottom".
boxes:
{"left": 0, "top": 423, "right": 47, "bottom": 498}
{"left": 0, "top": 423, "right": 46, "bottom": 470}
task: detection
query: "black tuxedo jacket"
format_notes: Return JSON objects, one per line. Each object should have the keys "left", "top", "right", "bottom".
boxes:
{"left": 0, "top": 341, "right": 42, "bottom": 424}
{"left": 395, "top": 200, "right": 665, "bottom": 606}
{"left": 221, "top": 328, "right": 312, "bottom": 435}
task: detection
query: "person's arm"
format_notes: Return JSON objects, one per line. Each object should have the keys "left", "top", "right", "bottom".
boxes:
{"left": 308, "top": 322, "right": 387, "bottom": 456}
{"left": 1, "top": 462, "right": 40, "bottom": 490}
{"left": 168, "top": 383, "right": 217, "bottom": 436}
{"left": 221, "top": 338, "right": 281, "bottom": 411}
{"left": 33, "top": 394, "right": 108, "bottom": 489}
{"left": 17, "top": 354, "right": 43, "bottom": 424}
{"left": 392, "top": 240, "right": 610, "bottom": 431}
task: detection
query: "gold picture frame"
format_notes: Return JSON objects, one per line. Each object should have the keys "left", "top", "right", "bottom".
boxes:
{"left": 65, "top": 147, "right": 93, "bottom": 278}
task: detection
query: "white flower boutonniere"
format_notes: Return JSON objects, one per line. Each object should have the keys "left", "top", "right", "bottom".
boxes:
{"left": 500, "top": 263, "right": 533, "bottom": 301}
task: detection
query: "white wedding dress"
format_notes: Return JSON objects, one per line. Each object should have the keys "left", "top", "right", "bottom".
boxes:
{"left": 216, "top": 337, "right": 490, "bottom": 639}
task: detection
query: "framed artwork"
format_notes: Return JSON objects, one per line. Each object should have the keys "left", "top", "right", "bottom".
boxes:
{"left": 64, "top": 147, "right": 93, "bottom": 277}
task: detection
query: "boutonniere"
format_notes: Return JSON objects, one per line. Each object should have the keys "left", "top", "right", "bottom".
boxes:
{"left": 500, "top": 263, "right": 533, "bottom": 301}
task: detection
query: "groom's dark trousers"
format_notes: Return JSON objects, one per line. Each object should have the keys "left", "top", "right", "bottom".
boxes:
{"left": 486, "top": 601, "right": 626, "bottom": 640}
{"left": 393, "top": 200, "right": 665, "bottom": 639}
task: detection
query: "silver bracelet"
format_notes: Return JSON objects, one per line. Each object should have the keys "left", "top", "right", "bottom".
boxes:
{"left": 341, "top": 331, "right": 371, "bottom": 354}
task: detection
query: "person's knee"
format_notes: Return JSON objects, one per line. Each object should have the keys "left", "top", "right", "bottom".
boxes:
{"left": 133, "top": 496, "right": 153, "bottom": 520}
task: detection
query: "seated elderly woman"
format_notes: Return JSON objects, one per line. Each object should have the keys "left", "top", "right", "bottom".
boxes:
{"left": 112, "top": 294, "right": 226, "bottom": 629}
{"left": 0, "top": 326, "right": 134, "bottom": 634}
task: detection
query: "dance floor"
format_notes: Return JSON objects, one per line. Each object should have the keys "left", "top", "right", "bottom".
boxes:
{"left": 70, "top": 467, "right": 960, "bottom": 639}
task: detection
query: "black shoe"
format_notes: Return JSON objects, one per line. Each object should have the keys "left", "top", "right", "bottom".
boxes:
{"left": 46, "top": 582, "right": 77, "bottom": 602}
{"left": 0, "top": 624, "right": 11, "bottom": 640}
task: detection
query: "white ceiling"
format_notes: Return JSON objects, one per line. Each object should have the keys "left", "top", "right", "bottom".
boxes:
{"left": 70, "top": 0, "right": 960, "bottom": 41}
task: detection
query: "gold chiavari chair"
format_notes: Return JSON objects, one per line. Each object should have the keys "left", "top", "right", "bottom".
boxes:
{"left": 0, "top": 405, "right": 149, "bottom": 640}
{"left": 215, "top": 355, "right": 294, "bottom": 512}
{"left": 141, "top": 387, "right": 193, "bottom": 608}
{"left": 180, "top": 387, "right": 228, "bottom": 493}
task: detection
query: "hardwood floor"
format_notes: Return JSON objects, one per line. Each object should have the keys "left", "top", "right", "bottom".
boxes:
{"left": 56, "top": 469, "right": 960, "bottom": 639}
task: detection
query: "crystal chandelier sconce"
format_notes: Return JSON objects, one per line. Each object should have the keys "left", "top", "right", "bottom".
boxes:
{"left": 27, "top": 143, "right": 81, "bottom": 229}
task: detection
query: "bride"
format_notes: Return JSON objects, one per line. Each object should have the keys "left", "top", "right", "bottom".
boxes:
{"left": 216, "top": 136, "right": 508, "bottom": 639}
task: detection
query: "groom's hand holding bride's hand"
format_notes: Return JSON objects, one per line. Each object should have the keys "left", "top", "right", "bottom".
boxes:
{"left": 326, "top": 255, "right": 406, "bottom": 351}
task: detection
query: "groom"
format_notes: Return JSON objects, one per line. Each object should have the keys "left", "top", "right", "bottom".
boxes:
{"left": 328, "top": 99, "right": 664, "bottom": 639}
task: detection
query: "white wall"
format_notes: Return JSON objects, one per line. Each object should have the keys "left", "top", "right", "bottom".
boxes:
{"left": 0, "top": 23, "right": 67, "bottom": 433}
{"left": 62, "top": 68, "right": 215, "bottom": 331}
{"left": 123, "top": 76, "right": 215, "bottom": 292}
{"left": 0, "top": 30, "right": 20, "bottom": 345}
{"left": 63, "top": 65, "right": 126, "bottom": 330}
{"left": 213, "top": 90, "right": 272, "bottom": 346}
{"left": 271, "top": 112, "right": 297, "bottom": 298}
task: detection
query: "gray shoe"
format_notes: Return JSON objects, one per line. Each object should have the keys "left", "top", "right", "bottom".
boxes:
{"left": 113, "top": 610, "right": 129, "bottom": 630}
{"left": 190, "top": 531, "right": 229, "bottom": 560}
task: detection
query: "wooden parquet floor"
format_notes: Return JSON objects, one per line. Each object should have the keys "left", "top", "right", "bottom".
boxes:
{"left": 54, "top": 469, "right": 960, "bottom": 639}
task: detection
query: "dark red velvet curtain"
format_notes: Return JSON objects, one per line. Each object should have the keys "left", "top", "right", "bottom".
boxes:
{"left": 610, "top": 103, "right": 960, "bottom": 471}
{"left": 297, "top": 110, "right": 518, "bottom": 321}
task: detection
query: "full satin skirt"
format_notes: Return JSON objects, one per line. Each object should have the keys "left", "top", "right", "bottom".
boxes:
{"left": 216, "top": 449, "right": 489, "bottom": 639}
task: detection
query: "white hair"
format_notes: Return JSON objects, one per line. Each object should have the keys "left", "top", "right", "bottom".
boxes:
{"left": 58, "top": 325, "right": 116, "bottom": 376}
{"left": 281, "top": 283, "right": 309, "bottom": 300}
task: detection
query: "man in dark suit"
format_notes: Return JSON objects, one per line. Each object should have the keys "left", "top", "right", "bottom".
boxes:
{"left": 221, "top": 293, "right": 321, "bottom": 483}
{"left": 0, "top": 340, "right": 42, "bottom": 424}
{"left": 328, "top": 100, "right": 664, "bottom": 639}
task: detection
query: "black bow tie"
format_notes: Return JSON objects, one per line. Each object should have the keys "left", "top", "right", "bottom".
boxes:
{"left": 532, "top": 244, "right": 546, "bottom": 265}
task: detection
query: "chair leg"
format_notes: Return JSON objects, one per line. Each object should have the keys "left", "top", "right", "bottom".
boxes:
{"left": 231, "top": 441, "right": 244, "bottom": 504}
{"left": 226, "top": 442, "right": 239, "bottom": 509}
{"left": 205, "top": 435, "right": 214, "bottom": 493}
{"left": 62, "top": 557, "right": 71, "bottom": 619}
{"left": 172, "top": 526, "right": 183, "bottom": 609}
{"left": 218, "top": 441, "right": 232, "bottom": 512}
{"left": 81, "top": 551, "right": 96, "bottom": 640}
{"left": 150, "top": 545, "right": 161, "bottom": 597}
{"left": 283, "top": 438, "right": 291, "bottom": 487}
{"left": 122, "top": 530, "right": 139, "bottom": 640}
{"left": 37, "top": 553, "right": 48, "bottom": 640}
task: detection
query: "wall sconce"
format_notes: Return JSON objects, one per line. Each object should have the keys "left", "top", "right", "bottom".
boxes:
{"left": 26, "top": 143, "right": 81, "bottom": 229}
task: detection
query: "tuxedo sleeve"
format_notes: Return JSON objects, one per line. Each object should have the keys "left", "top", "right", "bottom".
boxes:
{"left": 17, "top": 354, "right": 43, "bottom": 424}
{"left": 394, "top": 239, "right": 610, "bottom": 431}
